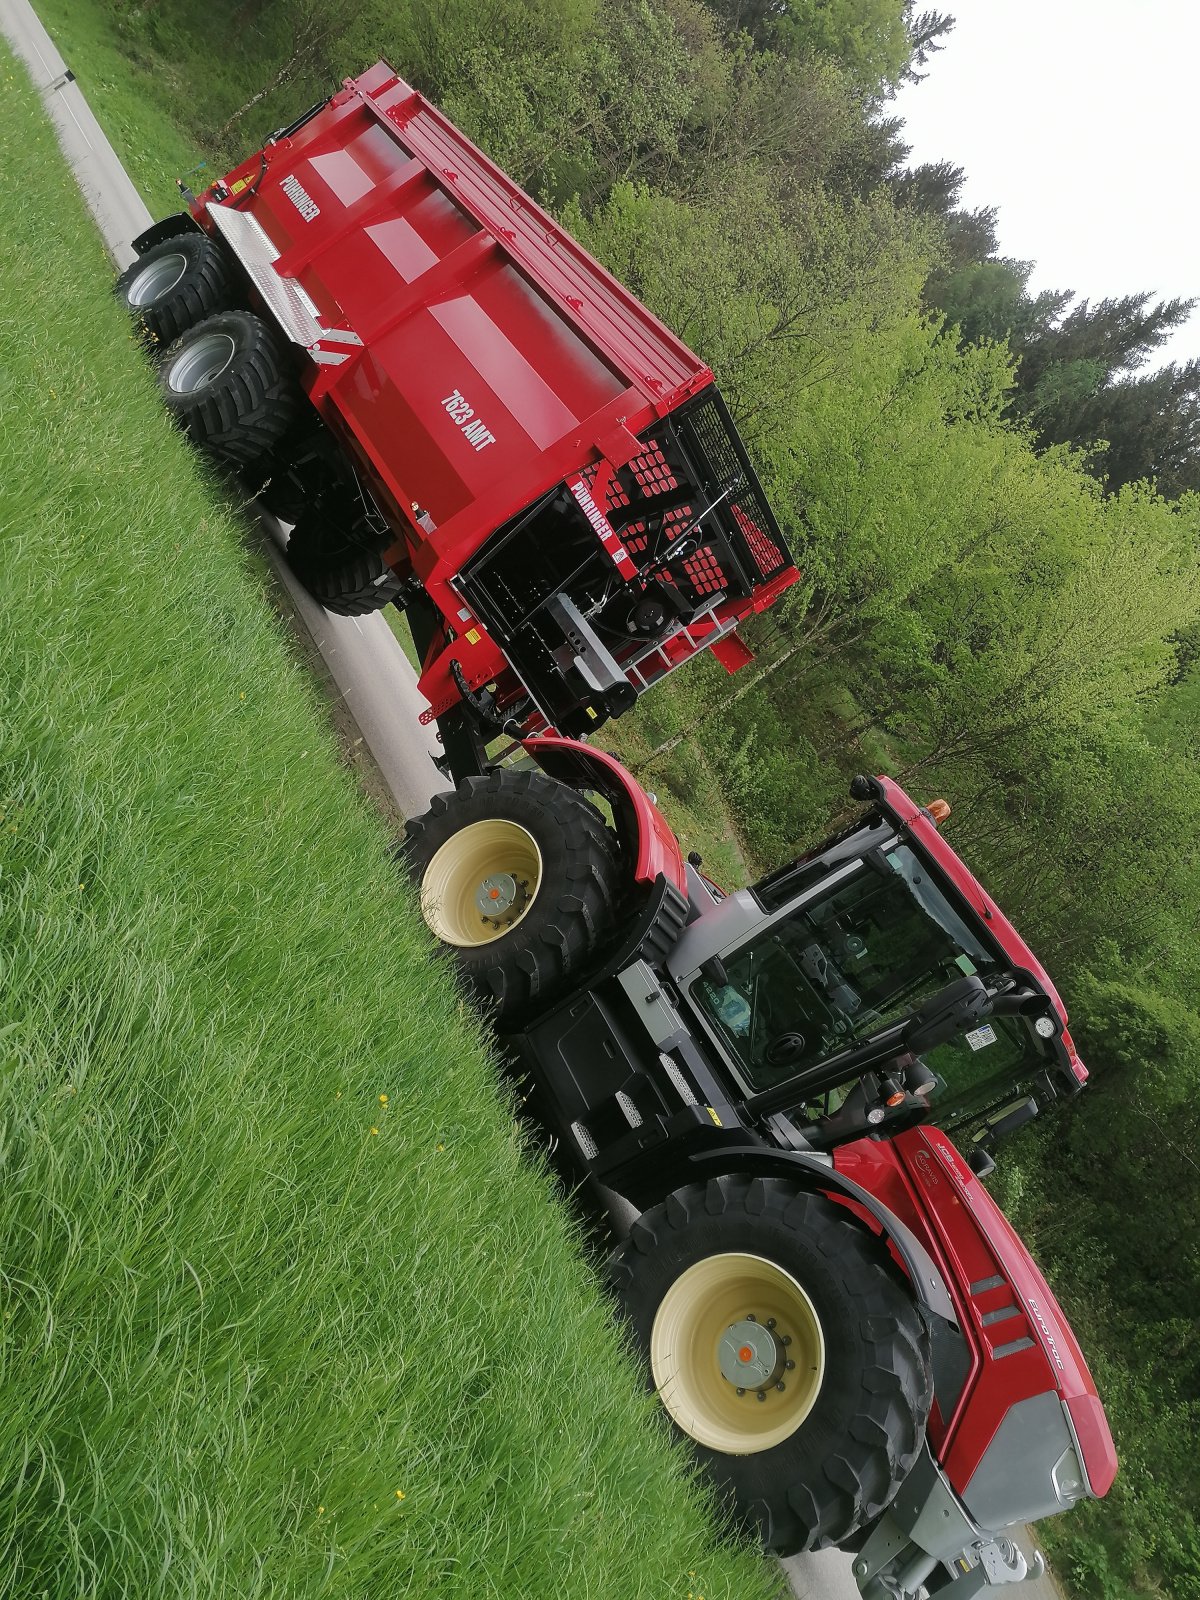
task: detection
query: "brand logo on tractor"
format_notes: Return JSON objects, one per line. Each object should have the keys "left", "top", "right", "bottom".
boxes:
{"left": 913, "top": 1149, "right": 941, "bottom": 1187}
{"left": 281, "top": 174, "right": 321, "bottom": 223}
{"left": 442, "top": 389, "right": 496, "bottom": 453}
{"left": 1027, "top": 1297, "right": 1066, "bottom": 1372}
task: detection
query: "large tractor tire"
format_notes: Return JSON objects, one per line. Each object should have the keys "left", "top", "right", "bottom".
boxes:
{"left": 157, "top": 310, "right": 297, "bottom": 467}
{"left": 286, "top": 514, "right": 404, "bottom": 616}
{"left": 404, "top": 770, "right": 622, "bottom": 1025}
{"left": 610, "top": 1175, "right": 932, "bottom": 1555}
{"left": 115, "top": 233, "right": 236, "bottom": 348}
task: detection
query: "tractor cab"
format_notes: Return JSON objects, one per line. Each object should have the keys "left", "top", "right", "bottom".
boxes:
{"left": 668, "top": 775, "right": 1087, "bottom": 1156}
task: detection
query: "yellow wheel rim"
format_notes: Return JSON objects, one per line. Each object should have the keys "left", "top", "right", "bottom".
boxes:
{"left": 420, "top": 820, "right": 543, "bottom": 948}
{"left": 650, "top": 1253, "right": 825, "bottom": 1454}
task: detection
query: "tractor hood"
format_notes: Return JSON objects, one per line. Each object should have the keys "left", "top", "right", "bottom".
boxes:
{"left": 837, "top": 1126, "right": 1118, "bottom": 1519}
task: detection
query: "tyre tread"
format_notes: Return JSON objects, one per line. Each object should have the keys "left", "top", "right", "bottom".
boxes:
{"left": 403, "top": 771, "right": 623, "bottom": 1025}
{"left": 610, "top": 1177, "right": 933, "bottom": 1555}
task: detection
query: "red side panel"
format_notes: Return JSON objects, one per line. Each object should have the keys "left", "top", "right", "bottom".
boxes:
{"left": 709, "top": 633, "right": 755, "bottom": 674}
{"left": 834, "top": 1127, "right": 1115, "bottom": 1499}
{"left": 219, "top": 62, "right": 711, "bottom": 550}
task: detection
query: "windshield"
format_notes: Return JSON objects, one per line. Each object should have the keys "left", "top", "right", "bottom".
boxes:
{"left": 692, "top": 843, "right": 1051, "bottom": 1098}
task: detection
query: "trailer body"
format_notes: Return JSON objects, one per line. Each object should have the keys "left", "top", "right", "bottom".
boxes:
{"left": 176, "top": 62, "right": 798, "bottom": 750}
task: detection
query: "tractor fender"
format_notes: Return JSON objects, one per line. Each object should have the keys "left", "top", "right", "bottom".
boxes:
{"left": 681, "top": 1145, "right": 958, "bottom": 1325}
{"left": 522, "top": 736, "right": 687, "bottom": 893}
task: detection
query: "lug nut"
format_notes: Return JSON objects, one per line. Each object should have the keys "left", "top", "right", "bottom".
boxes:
{"left": 756, "top": 1391, "right": 766, "bottom": 1402}
{"left": 785, "top": 1359, "right": 795, "bottom": 1370}
{"left": 776, "top": 1381, "right": 786, "bottom": 1391}
{"left": 781, "top": 1335, "right": 791, "bottom": 1346}
{"left": 746, "top": 1314, "right": 757, "bottom": 1322}
{"left": 766, "top": 1318, "right": 776, "bottom": 1330}
{"left": 735, "top": 1387, "right": 745, "bottom": 1397}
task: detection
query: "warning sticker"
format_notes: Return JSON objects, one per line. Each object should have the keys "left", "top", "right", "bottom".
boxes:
{"left": 965, "top": 1024, "right": 998, "bottom": 1051}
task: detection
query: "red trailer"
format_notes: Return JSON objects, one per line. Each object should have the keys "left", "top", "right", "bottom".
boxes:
{"left": 118, "top": 62, "right": 799, "bottom": 773}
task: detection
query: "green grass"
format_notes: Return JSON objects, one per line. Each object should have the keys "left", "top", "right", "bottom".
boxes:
{"left": 30, "top": 0, "right": 205, "bottom": 214}
{"left": 0, "top": 47, "right": 783, "bottom": 1600}
{"left": 34, "top": 0, "right": 334, "bottom": 213}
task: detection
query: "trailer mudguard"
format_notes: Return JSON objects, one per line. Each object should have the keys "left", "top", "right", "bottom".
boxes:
{"left": 131, "top": 212, "right": 203, "bottom": 256}
{"left": 522, "top": 736, "right": 687, "bottom": 893}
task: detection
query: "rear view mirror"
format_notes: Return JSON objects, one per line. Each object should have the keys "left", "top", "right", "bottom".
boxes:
{"left": 903, "top": 975, "right": 991, "bottom": 1056}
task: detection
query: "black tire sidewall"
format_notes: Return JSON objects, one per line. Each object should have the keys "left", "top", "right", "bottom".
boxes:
{"left": 405, "top": 772, "right": 621, "bottom": 1022}
{"left": 614, "top": 1179, "right": 931, "bottom": 1552}
{"left": 158, "top": 310, "right": 296, "bottom": 466}
{"left": 116, "top": 234, "right": 234, "bottom": 347}
{"left": 286, "top": 516, "right": 402, "bottom": 615}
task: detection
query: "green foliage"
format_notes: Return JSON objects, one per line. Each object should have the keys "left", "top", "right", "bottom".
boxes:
{"left": 771, "top": 0, "right": 913, "bottom": 91}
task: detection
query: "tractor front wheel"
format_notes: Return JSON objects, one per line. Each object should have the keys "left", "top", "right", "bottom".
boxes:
{"left": 610, "top": 1176, "right": 932, "bottom": 1555}
{"left": 404, "top": 770, "right": 622, "bottom": 1025}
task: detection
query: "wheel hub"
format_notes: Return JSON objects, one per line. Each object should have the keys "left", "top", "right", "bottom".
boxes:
{"left": 474, "top": 871, "right": 523, "bottom": 920}
{"left": 167, "top": 331, "right": 237, "bottom": 394}
{"left": 420, "top": 819, "right": 543, "bottom": 948}
{"left": 718, "top": 1317, "right": 786, "bottom": 1390}
{"left": 649, "top": 1252, "right": 826, "bottom": 1454}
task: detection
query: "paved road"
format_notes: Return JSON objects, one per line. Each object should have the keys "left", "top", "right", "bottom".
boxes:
{"left": 1, "top": 9, "right": 1066, "bottom": 1595}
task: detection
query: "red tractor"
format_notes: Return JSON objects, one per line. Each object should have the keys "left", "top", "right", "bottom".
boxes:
{"left": 402, "top": 756, "right": 1117, "bottom": 1596}
{"left": 118, "top": 64, "right": 1116, "bottom": 1597}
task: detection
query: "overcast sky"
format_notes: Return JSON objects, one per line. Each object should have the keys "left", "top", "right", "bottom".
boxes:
{"left": 891, "top": 0, "right": 1200, "bottom": 370}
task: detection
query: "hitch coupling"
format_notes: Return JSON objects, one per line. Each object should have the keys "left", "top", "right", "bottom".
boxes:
{"left": 853, "top": 1445, "right": 1047, "bottom": 1599}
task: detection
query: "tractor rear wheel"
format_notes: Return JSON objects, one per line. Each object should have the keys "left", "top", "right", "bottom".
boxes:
{"left": 157, "top": 310, "right": 296, "bottom": 467}
{"left": 404, "top": 770, "right": 622, "bottom": 1025}
{"left": 115, "top": 233, "right": 235, "bottom": 348}
{"left": 610, "top": 1176, "right": 932, "bottom": 1555}
{"left": 286, "top": 514, "right": 403, "bottom": 616}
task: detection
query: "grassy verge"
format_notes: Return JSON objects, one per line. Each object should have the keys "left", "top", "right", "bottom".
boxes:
{"left": 0, "top": 47, "right": 782, "bottom": 1600}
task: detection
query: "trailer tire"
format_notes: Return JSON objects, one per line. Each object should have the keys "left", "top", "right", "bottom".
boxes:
{"left": 404, "top": 770, "right": 622, "bottom": 1025}
{"left": 610, "top": 1176, "right": 932, "bottom": 1555}
{"left": 158, "top": 311, "right": 297, "bottom": 466}
{"left": 115, "top": 234, "right": 236, "bottom": 348}
{"left": 286, "top": 516, "right": 404, "bottom": 615}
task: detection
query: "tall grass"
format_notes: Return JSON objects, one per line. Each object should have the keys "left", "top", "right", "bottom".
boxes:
{"left": 0, "top": 49, "right": 781, "bottom": 1600}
